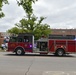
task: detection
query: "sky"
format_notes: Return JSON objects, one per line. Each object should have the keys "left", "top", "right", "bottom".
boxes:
{"left": 0, "top": 0, "right": 76, "bottom": 32}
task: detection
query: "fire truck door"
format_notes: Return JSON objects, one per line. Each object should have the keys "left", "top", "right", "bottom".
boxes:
{"left": 8, "top": 37, "right": 18, "bottom": 50}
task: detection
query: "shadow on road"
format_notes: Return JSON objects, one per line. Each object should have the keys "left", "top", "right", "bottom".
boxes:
{"left": 4, "top": 53, "right": 76, "bottom": 58}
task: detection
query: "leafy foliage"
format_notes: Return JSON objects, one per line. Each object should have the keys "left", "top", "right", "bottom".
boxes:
{"left": 7, "top": 27, "right": 20, "bottom": 34}
{"left": 8, "top": 15, "right": 51, "bottom": 40}
{"left": 16, "top": 0, "right": 38, "bottom": 19}
{"left": 0, "top": 0, "right": 8, "bottom": 18}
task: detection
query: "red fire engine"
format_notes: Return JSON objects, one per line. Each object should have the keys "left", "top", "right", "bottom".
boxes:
{"left": 7, "top": 33, "right": 76, "bottom": 56}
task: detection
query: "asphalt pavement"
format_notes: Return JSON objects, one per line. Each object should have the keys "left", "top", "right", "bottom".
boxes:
{"left": 0, "top": 52, "right": 76, "bottom": 75}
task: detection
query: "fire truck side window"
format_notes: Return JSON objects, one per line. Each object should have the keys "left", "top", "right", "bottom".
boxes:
{"left": 18, "top": 38, "right": 23, "bottom": 42}
{"left": 24, "top": 36, "right": 32, "bottom": 43}
{"left": 24, "top": 36, "right": 29, "bottom": 42}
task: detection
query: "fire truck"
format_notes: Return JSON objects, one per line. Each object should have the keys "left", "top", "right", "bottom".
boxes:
{"left": 7, "top": 33, "right": 76, "bottom": 56}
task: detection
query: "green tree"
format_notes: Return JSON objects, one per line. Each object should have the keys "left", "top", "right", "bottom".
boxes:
{"left": 16, "top": 0, "right": 51, "bottom": 39}
{"left": 0, "top": 0, "right": 8, "bottom": 18}
{"left": 34, "top": 24, "right": 51, "bottom": 40}
{"left": 7, "top": 27, "right": 20, "bottom": 34}
{"left": 8, "top": 0, "right": 51, "bottom": 40}
{"left": 15, "top": 18, "right": 27, "bottom": 33}
{"left": 15, "top": 15, "right": 45, "bottom": 33}
{"left": 16, "top": 0, "right": 38, "bottom": 19}
{"left": 15, "top": 15, "right": 51, "bottom": 40}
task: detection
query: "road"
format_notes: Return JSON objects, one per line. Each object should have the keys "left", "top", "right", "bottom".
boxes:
{"left": 0, "top": 52, "right": 76, "bottom": 75}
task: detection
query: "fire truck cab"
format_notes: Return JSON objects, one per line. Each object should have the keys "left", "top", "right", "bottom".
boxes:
{"left": 7, "top": 33, "right": 34, "bottom": 55}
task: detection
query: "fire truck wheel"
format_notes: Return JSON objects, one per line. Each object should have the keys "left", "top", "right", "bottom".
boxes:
{"left": 56, "top": 49, "right": 64, "bottom": 56}
{"left": 15, "top": 48, "right": 25, "bottom": 55}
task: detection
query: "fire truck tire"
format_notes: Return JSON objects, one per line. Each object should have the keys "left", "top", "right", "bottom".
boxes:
{"left": 56, "top": 49, "right": 64, "bottom": 56}
{"left": 15, "top": 48, "right": 25, "bottom": 55}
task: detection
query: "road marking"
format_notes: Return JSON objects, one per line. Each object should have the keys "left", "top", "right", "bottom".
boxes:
{"left": 43, "top": 71, "right": 76, "bottom": 75}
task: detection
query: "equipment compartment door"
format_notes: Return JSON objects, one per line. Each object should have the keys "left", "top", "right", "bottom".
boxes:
{"left": 67, "top": 41, "right": 75, "bottom": 52}
{"left": 48, "top": 40, "right": 54, "bottom": 52}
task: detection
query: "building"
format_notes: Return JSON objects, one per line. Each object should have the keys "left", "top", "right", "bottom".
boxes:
{"left": 0, "top": 33, "right": 4, "bottom": 46}
{"left": 0, "top": 32, "right": 10, "bottom": 37}
{"left": 51, "top": 29, "right": 76, "bottom": 35}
